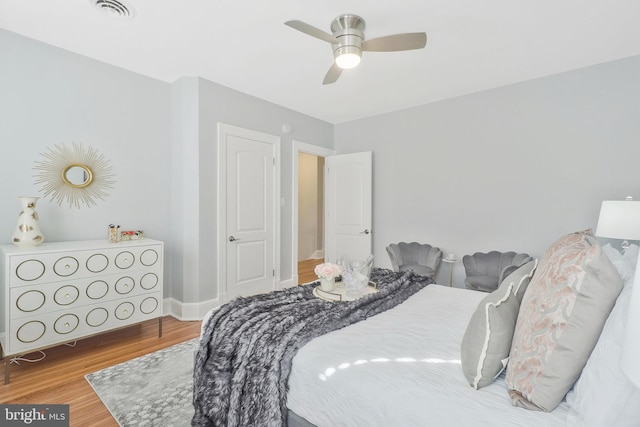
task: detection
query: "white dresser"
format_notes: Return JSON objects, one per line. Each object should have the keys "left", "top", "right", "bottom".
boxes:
{"left": 0, "top": 239, "right": 164, "bottom": 383}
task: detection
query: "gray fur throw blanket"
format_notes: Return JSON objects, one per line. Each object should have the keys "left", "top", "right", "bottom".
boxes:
{"left": 192, "top": 268, "right": 433, "bottom": 427}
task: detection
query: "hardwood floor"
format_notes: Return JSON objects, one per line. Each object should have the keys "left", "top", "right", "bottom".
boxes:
{"left": 2, "top": 268, "right": 318, "bottom": 425}
{"left": 297, "top": 258, "right": 324, "bottom": 284}
{"left": 0, "top": 316, "right": 201, "bottom": 426}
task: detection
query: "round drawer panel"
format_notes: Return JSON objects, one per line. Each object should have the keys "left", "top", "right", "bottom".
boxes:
{"left": 54, "top": 285, "right": 80, "bottom": 306}
{"left": 16, "top": 290, "right": 46, "bottom": 313}
{"left": 115, "top": 251, "right": 135, "bottom": 269}
{"left": 140, "top": 249, "right": 159, "bottom": 266}
{"left": 53, "top": 256, "right": 79, "bottom": 277}
{"left": 115, "top": 302, "right": 135, "bottom": 320}
{"left": 86, "top": 280, "right": 109, "bottom": 300}
{"left": 86, "top": 253, "right": 109, "bottom": 273}
{"left": 15, "top": 259, "right": 46, "bottom": 281}
{"left": 140, "top": 273, "right": 159, "bottom": 290}
{"left": 54, "top": 314, "right": 79, "bottom": 334}
{"left": 86, "top": 308, "right": 109, "bottom": 327}
{"left": 115, "top": 276, "right": 135, "bottom": 294}
{"left": 17, "top": 321, "right": 46, "bottom": 343}
{"left": 140, "top": 297, "right": 159, "bottom": 314}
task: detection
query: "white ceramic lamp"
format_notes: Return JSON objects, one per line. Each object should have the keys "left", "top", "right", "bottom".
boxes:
{"left": 596, "top": 198, "right": 640, "bottom": 251}
{"left": 595, "top": 198, "right": 640, "bottom": 388}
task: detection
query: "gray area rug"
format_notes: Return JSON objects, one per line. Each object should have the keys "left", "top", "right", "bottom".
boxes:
{"left": 85, "top": 338, "right": 199, "bottom": 427}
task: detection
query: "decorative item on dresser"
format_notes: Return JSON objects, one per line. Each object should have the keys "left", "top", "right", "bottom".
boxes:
{"left": 0, "top": 238, "right": 164, "bottom": 384}
{"left": 11, "top": 196, "right": 45, "bottom": 247}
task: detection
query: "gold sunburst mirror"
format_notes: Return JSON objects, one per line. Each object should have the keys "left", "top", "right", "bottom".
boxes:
{"left": 33, "top": 142, "right": 116, "bottom": 208}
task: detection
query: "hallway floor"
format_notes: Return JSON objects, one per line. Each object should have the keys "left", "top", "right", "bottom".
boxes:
{"left": 297, "top": 258, "right": 324, "bottom": 285}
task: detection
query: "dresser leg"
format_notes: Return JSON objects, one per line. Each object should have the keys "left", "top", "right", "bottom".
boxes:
{"left": 4, "top": 358, "right": 9, "bottom": 385}
{"left": 158, "top": 317, "right": 163, "bottom": 338}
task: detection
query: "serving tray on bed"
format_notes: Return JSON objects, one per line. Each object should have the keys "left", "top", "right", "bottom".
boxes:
{"left": 313, "top": 282, "right": 378, "bottom": 302}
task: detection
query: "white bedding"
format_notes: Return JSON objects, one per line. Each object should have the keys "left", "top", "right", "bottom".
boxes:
{"left": 286, "top": 284, "right": 571, "bottom": 426}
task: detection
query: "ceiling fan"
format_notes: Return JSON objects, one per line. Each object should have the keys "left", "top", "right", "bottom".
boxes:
{"left": 285, "top": 14, "right": 427, "bottom": 85}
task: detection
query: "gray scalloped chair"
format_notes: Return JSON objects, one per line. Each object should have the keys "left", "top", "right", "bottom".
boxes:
{"left": 386, "top": 242, "right": 443, "bottom": 279}
{"left": 462, "top": 251, "right": 533, "bottom": 292}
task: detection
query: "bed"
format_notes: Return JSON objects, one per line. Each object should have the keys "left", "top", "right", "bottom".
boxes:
{"left": 193, "top": 232, "right": 640, "bottom": 427}
{"left": 286, "top": 285, "right": 569, "bottom": 426}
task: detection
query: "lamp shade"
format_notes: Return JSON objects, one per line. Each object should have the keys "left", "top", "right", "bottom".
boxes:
{"left": 595, "top": 200, "right": 640, "bottom": 240}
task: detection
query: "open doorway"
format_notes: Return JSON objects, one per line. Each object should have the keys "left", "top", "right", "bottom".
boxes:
{"left": 298, "top": 153, "right": 325, "bottom": 284}
{"left": 291, "top": 140, "right": 335, "bottom": 285}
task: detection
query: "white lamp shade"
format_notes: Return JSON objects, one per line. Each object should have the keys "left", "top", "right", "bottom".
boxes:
{"left": 595, "top": 200, "right": 640, "bottom": 240}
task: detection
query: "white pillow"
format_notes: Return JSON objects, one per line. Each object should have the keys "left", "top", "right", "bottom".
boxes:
{"left": 565, "top": 243, "right": 640, "bottom": 426}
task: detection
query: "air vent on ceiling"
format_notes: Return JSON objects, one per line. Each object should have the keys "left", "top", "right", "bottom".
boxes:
{"left": 89, "top": 0, "right": 135, "bottom": 19}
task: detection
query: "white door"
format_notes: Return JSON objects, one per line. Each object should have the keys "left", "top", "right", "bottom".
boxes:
{"left": 325, "top": 151, "right": 372, "bottom": 264}
{"left": 219, "top": 124, "right": 279, "bottom": 302}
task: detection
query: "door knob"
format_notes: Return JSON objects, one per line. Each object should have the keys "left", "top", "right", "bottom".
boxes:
{"left": 360, "top": 229, "right": 370, "bottom": 235}
{"left": 228, "top": 236, "right": 240, "bottom": 242}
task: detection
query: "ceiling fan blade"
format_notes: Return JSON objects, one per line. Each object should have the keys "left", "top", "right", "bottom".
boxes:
{"left": 322, "top": 63, "right": 342, "bottom": 85}
{"left": 362, "top": 32, "right": 427, "bottom": 52}
{"left": 285, "top": 20, "right": 339, "bottom": 44}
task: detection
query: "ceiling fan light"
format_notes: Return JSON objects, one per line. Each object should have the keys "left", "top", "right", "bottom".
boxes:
{"left": 334, "top": 45, "right": 362, "bottom": 69}
{"left": 336, "top": 53, "right": 361, "bottom": 69}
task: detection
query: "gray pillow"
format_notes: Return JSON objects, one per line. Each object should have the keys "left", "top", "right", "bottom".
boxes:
{"left": 460, "top": 260, "right": 537, "bottom": 389}
{"left": 506, "top": 231, "right": 623, "bottom": 412}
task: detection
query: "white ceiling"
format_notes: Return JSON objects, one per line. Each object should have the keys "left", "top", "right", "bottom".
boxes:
{"left": 2, "top": 0, "right": 640, "bottom": 124}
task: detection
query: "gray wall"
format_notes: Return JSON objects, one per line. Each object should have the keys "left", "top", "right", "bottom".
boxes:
{"left": 170, "top": 77, "right": 333, "bottom": 305}
{"left": 0, "top": 29, "right": 172, "bottom": 291}
{"left": 4, "top": 26, "right": 639, "bottom": 304}
{"left": 1, "top": 29, "right": 333, "bottom": 312}
{"left": 334, "top": 55, "right": 640, "bottom": 287}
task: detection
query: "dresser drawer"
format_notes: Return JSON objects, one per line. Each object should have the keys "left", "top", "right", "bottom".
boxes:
{"left": 8, "top": 244, "right": 162, "bottom": 287}
{"left": 10, "top": 268, "right": 161, "bottom": 320}
{"left": 7, "top": 292, "right": 162, "bottom": 355}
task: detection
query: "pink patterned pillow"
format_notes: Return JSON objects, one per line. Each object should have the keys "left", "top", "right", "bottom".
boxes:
{"left": 505, "top": 230, "right": 622, "bottom": 412}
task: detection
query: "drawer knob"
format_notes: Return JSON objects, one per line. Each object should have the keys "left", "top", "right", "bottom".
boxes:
{"left": 123, "top": 309, "right": 128, "bottom": 314}
{"left": 65, "top": 293, "right": 70, "bottom": 298}
{"left": 65, "top": 264, "right": 70, "bottom": 269}
{"left": 64, "top": 322, "right": 70, "bottom": 327}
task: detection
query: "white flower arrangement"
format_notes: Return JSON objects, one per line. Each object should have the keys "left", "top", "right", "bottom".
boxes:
{"left": 314, "top": 262, "right": 342, "bottom": 280}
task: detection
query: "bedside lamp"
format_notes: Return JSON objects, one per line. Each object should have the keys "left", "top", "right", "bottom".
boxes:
{"left": 595, "top": 197, "right": 640, "bottom": 252}
{"left": 595, "top": 197, "right": 640, "bottom": 389}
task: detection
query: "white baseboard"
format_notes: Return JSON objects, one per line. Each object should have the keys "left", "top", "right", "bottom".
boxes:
{"left": 310, "top": 250, "right": 324, "bottom": 259}
{"left": 164, "top": 278, "right": 298, "bottom": 321}
{"left": 280, "top": 278, "right": 297, "bottom": 289}
{"left": 164, "top": 297, "right": 219, "bottom": 321}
